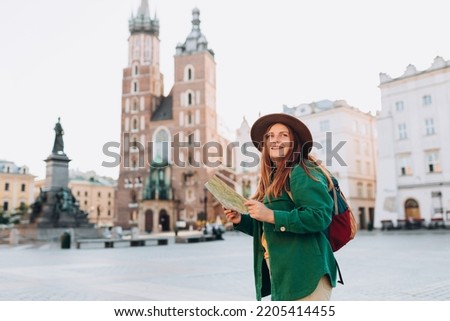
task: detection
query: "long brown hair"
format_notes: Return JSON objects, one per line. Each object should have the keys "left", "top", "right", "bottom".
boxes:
{"left": 252, "top": 123, "right": 332, "bottom": 202}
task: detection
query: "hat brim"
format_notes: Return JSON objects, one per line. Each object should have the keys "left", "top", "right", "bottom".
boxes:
{"left": 250, "top": 113, "right": 313, "bottom": 155}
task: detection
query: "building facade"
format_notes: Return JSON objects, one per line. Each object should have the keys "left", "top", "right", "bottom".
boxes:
{"left": 0, "top": 160, "right": 35, "bottom": 218}
{"left": 115, "top": 2, "right": 231, "bottom": 232}
{"left": 375, "top": 56, "right": 450, "bottom": 227}
{"left": 284, "top": 100, "right": 378, "bottom": 229}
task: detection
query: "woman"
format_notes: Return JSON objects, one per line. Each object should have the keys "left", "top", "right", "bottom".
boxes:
{"left": 225, "top": 113, "right": 337, "bottom": 301}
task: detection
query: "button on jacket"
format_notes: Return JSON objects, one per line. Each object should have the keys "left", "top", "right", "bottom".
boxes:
{"left": 235, "top": 164, "right": 337, "bottom": 301}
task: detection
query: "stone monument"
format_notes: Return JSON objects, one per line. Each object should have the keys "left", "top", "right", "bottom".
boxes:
{"left": 29, "top": 118, "right": 93, "bottom": 228}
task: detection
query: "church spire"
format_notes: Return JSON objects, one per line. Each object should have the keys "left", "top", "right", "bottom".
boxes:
{"left": 129, "top": 0, "right": 159, "bottom": 36}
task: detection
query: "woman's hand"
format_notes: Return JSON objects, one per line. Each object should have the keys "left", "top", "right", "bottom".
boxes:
{"left": 224, "top": 208, "right": 242, "bottom": 225}
{"left": 244, "top": 200, "right": 275, "bottom": 224}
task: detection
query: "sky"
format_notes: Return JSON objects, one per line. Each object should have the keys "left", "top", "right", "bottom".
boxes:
{"left": 1, "top": 0, "right": 449, "bottom": 180}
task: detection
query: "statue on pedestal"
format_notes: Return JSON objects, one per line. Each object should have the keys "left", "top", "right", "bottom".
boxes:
{"left": 52, "top": 117, "right": 65, "bottom": 155}
{"left": 27, "top": 118, "right": 93, "bottom": 229}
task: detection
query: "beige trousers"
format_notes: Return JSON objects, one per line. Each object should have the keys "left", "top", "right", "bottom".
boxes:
{"left": 296, "top": 276, "right": 332, "bottom": 301}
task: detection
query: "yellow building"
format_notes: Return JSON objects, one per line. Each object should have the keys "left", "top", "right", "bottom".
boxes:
{"left": 35, "top": 170, "right": 116, "bottom": 227}
{"left": 0, "top": 160, "right": 36, "bottom": 217}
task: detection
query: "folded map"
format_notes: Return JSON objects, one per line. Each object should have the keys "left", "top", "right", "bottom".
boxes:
{"left": 204, "top": 175, "right": 248, "bottom": 213}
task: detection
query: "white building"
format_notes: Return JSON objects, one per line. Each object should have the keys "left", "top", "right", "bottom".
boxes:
{"left": 234, "top": 117, "right": 259, "bottom": 199}
{"left": 284, "top": 100, "right": 377, "bottom": 229}
{"left": 375, "top": 56, "right": 450, "bottom": 228}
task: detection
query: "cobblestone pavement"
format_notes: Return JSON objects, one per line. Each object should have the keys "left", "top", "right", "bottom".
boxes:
{"left": 1, "top": 229, "right": 450, "bottom": 301}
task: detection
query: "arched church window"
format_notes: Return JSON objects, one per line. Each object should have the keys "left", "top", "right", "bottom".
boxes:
{"left": 132, "top": 118, "right": 138, "bottom": 130}
{"left": 184, "top": 65, "right": 195, "bottom": 81}
{"left": 132, "top": 99, "right": 138, "bottom": 112}
{"left": 132, "top": 81, "right": 139, "bottom": 93}
{"left": 154, "top": 128, "right": 170, "bottom": 163}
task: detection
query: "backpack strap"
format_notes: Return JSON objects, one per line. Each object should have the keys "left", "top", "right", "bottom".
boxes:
{"left": 331, "top": 186, "right": 338, "bottom": 216}
{"left": 335, "top": 259, "right": 344, "bottom": 285}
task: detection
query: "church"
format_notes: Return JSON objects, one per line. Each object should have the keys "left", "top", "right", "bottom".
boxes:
{"left": 115, "top": 1, "right": 235, "bottom": 232}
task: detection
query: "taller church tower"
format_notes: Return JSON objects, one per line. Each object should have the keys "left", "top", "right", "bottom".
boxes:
{"left": 115, "top": 0, "right": 164, "bottom": 228}
{"left": 115, "top": 4, "right": 230, "bottom": 231}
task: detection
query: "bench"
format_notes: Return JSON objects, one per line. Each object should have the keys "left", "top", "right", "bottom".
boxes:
{"left": 380, "top": 220, "right": 394, "bottom": 231}
{"left": 175, "top": 234, "right": 216, "bottom": 244}
{"left": 76, "top": 237, "right": 168, "bottom": 249}
{"left": 428, "top": 218, "right": 445, "bottom": 229}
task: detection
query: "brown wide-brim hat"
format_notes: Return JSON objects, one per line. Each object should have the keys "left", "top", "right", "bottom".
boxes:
{"left": 250, "top": 113, "right": 313, "bottom": 156}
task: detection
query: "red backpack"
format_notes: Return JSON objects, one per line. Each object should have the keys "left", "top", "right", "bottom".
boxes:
{"left": 326, "top": 177, "right": 357, "bottom": 252}
{"left": 287, "top": 176, "right": 357, "bottom": 252}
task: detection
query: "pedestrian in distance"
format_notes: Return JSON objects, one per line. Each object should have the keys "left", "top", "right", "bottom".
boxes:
{"left": 224, "top": 113, "right": 337, "bottom": 301}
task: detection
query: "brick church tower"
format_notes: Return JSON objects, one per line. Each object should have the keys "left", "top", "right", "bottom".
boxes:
{"left": 115, "top": 1, "right": 230, "bottom": 231}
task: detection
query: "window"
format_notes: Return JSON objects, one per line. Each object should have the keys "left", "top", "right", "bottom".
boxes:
{"left": 21, "top": 184, "right": 26, "bottom": 192}
{"left": 426, "top": 151, "right": 441, "bottom": 173}
{"left": 425, "top": 118, "right": 435, "bottom": 135}
{"left": 395, "top": 101, "right": 405, "bottom": 112}
{"left": 398, "top": 123, "right": 407, "bottom": 140}
{"left": 132, "top": 81, "right": 138, "bottom": 93}
{"left": 356, "top": 160, "right": 362, "bottom": 174}
{"left": 422, "top": 95, "right": 432, "bottom": 106}
{"left": 130, "top": 136, "right": 140, "bottom": 152}
{"left": 398, "top": 155, "right": 413, "bottom": 176}
{"left": 132, "top": 99, "right": 139, "bottom": 112}
{"left": 132, "top": 118, "right": 138, "bottom": 131}
{"left": 367, "top": 184, "right": 374, "bottom": 199}
{"left": 3, "top": 201, "right": 8, "bottom": 211}
{"left": 184, "top": 65, "right": 195, "bottom": 81}
{"left": 134, "top": 65, "right": 138, "bottom": 75}
{"left": 77, "top": 191, "right": 80, "bottom": 196}
{"left": 154, "top": 129, "right": 170, "bottom": 163}
{"left": 97, "top": 192, "right": 101, "bottom": 197}
{"left": 319, "top": 120, "right": 330, "bottom": 132}
{"left": 187, "top": 111, "right": 193, "bottom": 125}
{"left": 108, "top": 192, "right": 111, "bottom": 198}
{"left": 5, "top": 182, "right": 9, "bottom": 191}
{"left": 85, "top": 191, "right": 88, "bottom": 197}
{"left": 188, "top": 93, "right": 193, "bottom": 105}
{"left": 357, "top": 183, "right": 363, "bottom": 198}
{"left": 431, "top": 191, "right": 443, "bottom": 214}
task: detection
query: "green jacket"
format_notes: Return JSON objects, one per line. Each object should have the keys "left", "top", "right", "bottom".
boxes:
{"left": 235, "top": 164, "right": 337, "bottom": 301}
